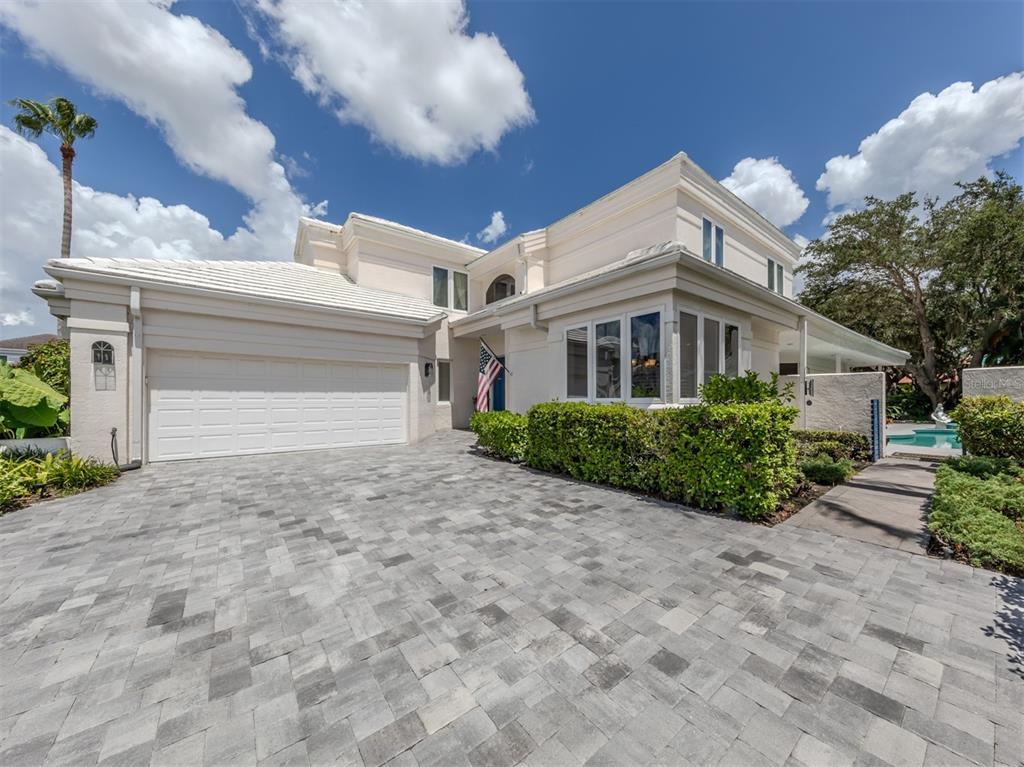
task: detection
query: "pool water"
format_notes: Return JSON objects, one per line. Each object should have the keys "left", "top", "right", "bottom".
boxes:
{"left": 887, "top": 427, "right": 962, "bottom": 450}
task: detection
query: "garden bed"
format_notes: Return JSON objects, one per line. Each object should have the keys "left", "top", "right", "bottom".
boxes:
{"left": 1, "top": 450, "right": 119, "bottom": 515}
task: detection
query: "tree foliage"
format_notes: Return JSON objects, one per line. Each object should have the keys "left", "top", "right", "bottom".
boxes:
{"left": 17, "top": 339, "right": 70, "bottom": 397}
{"left": 799, "top": 173, "right": 1024, "bottom": 407}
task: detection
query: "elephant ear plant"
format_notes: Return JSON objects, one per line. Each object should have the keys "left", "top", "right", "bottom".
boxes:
{"left": 0, "top": 361, "right": 69, "bottom": 439}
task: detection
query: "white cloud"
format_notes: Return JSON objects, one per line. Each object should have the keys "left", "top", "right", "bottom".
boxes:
{"left": 477, "top": 211, "right": 507, "bottom": 245}
{"left": 817, "top": 73, "right": 1024, "bottom": 210}
{"left": 720, "top": 157, "right": 809, "bottom": 228}
{"left": 0, "top": 0, "right": 324, "bottom": 265}
{"left": 1, "top": 310, "right": 34, "bottom": 328}
{"left": 0, "top": 128, "right": 293, "bottom": 336}
{"left": 247, "top": 0, "right": 534, "bottom": 165}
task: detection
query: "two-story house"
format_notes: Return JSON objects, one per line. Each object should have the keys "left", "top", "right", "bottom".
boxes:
{"left": 33, "top": 152, "right": 907, "bottom": 463}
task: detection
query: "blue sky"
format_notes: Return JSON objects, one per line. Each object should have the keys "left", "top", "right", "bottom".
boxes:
{"left": 1, "top": 0, "right": 1022, "bottom": 337}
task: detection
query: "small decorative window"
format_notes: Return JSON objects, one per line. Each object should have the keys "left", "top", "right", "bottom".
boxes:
{"left": 438, "top": 361, "right": 451, "bottom": 403}
{"left": 485, "top": 274, "right": 516, "bottom": 304}
{"left": 92, "top": 341, "right": 114, "bottom": 365}
{"left": 702, "top": 218, "right": 724, "bottom": 266}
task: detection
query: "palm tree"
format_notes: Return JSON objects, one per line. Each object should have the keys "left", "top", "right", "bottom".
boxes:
{"left": 10, "top": 97, "right": 98, "bottom": 258}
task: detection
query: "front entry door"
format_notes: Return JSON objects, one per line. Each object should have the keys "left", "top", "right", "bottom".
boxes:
{"left": 492, "top": 357, "right": 506, "bottom": 411}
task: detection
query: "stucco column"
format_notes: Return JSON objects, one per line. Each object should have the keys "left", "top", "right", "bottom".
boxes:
{"left": 664, "top": 314, "right": 678, "bottom": 403}
{"left": 798, "top": 316, "right": 808, "bottom": 428}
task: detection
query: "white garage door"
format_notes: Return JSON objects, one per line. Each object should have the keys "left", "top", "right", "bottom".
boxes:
{"left": 148, "top": 351, "right": 407, "bottom": 462}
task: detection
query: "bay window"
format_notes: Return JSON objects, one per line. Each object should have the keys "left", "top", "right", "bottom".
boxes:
{"left": 566, "top": 327, "right": 588, "bottom": 398}
{"left": 679, "top": 309, "right": 743, "bottom": 399}
{"left": 630, "top": 312, "right": 661, "bottom": 399}
{"left": 595, "top": 320, "right": 621, "bottom": 399}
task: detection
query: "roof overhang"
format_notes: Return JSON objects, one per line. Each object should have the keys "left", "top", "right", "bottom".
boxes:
{"left": 42, "top": 261, "right": 446, "bottom": 332}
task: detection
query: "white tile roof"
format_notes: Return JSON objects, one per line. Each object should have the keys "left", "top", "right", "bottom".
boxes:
{"left": 45, "top": 257, "right": 444, "bottom": 323}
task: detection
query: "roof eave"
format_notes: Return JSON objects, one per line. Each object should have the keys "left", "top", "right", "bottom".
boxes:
{"left": 42, "top": 263, "right": 443, "bottom": 328}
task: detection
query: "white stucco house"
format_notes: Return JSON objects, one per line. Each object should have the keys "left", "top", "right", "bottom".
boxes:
{"left": 33, "top": 152, "right": 908, "bottom": 464}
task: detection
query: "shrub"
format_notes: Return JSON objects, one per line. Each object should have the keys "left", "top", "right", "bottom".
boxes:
{"left": 524, "top": 402, "right": 658, "bottom": 491}
{"left": 951, "top": 396, "right": 1024, "bottom": 461}
{"left": 700, "top": 371, "right": 793, "bottom": 405}
{"left": 793, "top": 429, "right": 871, "bottom": 462}
{"left": 0, "top": 451, "right": 118, "bottom": 512}
{"left": 930, "top": 463, "right": 1024, "bottom": 575}
{"left": 17, "top": 338, "right": 70, "bottom": 397}
{"left": 470, "top": 411, "right": 528, "bottom": 461}
{"left": 886, "top": 383, "right": 932, "bottom": 421}
{"left": 800, "top": 455, "right": 855, "bottom": 485}
{"left": 654, "top": 402, "right": 799, "bottom": 520}
{"left": 945, "top": 455, "right": 1021, "bottom": 480}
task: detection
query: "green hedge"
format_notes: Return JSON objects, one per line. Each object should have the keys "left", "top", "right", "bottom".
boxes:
{"left": 793, "top": 429, "right": 871, "bottom": 462}
{"left": 469, "top": 411, "right": 528, "bottom": 461}
{"left": 654, "top": 403, "right": 798, "bottom": 519}
{"left": 929, "top": 462, "right": 1024, "bottom": 575}
{"left": 951, "top": 395, "right": 1024, "bottom": 461}
{"left": 520, "top": 400, "right": 798, "bottom": 519}
{"left": 524, "top": 402, "right": 658, "bottom": 491}
{"left": 800, "top": 455, "right": 855, "bottom": 485}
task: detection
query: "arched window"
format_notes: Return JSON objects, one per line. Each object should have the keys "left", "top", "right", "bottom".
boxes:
{"left": 92, "top": 341, "right": 114, "bottom": 365}
{"left": 485, "top": 274, "right": 516, "bottom": 304}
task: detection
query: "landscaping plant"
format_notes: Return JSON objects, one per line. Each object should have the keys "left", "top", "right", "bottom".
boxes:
{"left": 17, "top": 338, "right": 70, "bottom": 397}
{"left": 792, "top": 429, "right": 871, "bottom": 462}
{"left": 951, "top": 395, "right": 1024, "bottom": 461}
{"left": 799, "top": 455, "right": 856, "bottom": 486}
{"left": 929, "top": 460, "right": 1024, "bottom": 576}
{"left": 0, "top": 450, "right": 117, "bottom": 512}
{"left": 0, "top": 361, "right": 69, "bottom": 439}
{"left": 700, "top": 370, "right": 793, "bottom": 405}
{"left": 469, "top": 411, "right": 528, "bottom": 461}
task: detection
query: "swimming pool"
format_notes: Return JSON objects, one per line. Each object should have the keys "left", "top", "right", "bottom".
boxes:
{"left": 887, "top": 426, "right": 962, "bottom": 451}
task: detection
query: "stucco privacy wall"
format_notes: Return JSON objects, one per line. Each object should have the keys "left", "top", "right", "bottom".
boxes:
{"left": 781, "top": 371, "right": 885, "bottom": 438}
{"left": 962, "top": 366, "right": 1024, "bottom": 401}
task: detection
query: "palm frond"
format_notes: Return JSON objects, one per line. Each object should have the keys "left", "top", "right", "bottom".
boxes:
{"left": 8, "top": 98, "right": 53, "bottom": 138}
{"left": 71, "top": 113, "right": 98, "bottom": 139}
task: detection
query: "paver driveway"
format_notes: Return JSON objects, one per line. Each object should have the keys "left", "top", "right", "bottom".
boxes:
{"left": 1, "top": 432, "right": 1021, "bottom": 767}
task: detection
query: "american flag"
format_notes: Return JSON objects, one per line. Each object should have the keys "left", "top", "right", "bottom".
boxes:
{"left": 476, "top": 340, "right": 503, "bottom": 412}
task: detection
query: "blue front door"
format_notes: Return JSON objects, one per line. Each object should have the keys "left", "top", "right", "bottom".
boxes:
{"left": 492, "top": 357, "right": 506, "bottom": 411}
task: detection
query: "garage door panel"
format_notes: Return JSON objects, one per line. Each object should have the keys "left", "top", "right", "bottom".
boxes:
{"left": 149, "top": 354, "right": 407, "bottom": 461}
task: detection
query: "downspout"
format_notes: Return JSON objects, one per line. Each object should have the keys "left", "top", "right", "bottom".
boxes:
{"left": 128, "top": 286, "right": 144, "bottom": 467}
{"left": 798, "top": 315, "right": 808, "bottom": 428}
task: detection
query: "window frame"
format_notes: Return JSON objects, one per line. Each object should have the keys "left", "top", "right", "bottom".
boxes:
{"left": 702, "top": 217, "right": 725, "bottom": 267}
{"left": 561, "top": 305, "right": 666, "bottom": 404}
{"left": 676, "top": 305, "right": 744, "bottom": 404}
{"left": 431, "top": 265, "right": 470, "bottom": 312}
{"left": 437, "top": 360, "right": 451, "bottom": 403}
{"left": 563, "top": 325, "right": 590, "bottom": 401}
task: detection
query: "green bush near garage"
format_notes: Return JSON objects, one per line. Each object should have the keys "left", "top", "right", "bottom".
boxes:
{"left": 0, "top": 450, "right": 118, "bottom": 513}
{"left": 951, "top": 395, "right": 1024, "bottom": 461}
{"left": 929, "top": 460, "right": 1024, "bottom": 576}
{"left": 469, "top": 411, "right": 528, "bottom": 462}
{"left": 793, "top": 428, "right": 871, "bottom": 462}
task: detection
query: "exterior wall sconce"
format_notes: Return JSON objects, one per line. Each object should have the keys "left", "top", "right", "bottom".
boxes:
{"left": 424, "top": 361, "right": 433, "bottom": 378}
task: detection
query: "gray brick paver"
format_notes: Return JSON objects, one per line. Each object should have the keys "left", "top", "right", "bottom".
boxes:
{"left": 1, "top": 431, "right": 1018, "bottom": 766}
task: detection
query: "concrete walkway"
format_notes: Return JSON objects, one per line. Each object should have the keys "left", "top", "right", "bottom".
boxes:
{"left": 785, "top": 458, "right": 937, "bottom": 554}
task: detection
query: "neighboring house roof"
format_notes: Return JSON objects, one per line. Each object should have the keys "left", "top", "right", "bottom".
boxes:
{"left": 0, "top": 333, "right": 57, "bottom": 348}
{"left": 453, "top": 241, "right": 909, "bottom": 364}
{"left": 42, "top": 258, "right": 446, "bottom": 324}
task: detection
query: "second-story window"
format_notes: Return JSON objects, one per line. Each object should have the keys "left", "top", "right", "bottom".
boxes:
{"left": 767, "top": 259, "right": 784, "bottom": 295}
{"left": 432, "top": 266, "right": 468, "bottom": 311}
{"left": 702, "top": 218, "right": 724, "bottom": 266}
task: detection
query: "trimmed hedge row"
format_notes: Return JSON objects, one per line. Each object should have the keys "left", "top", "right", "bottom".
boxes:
{"left": 929, "top": 461, "right": 1024, "bottom": 575}
{"left": 952, "top": 396, "right": 1024, "bottom": 461}
{"left": 475, "top": 400, "right": 799, "bottom": 520}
